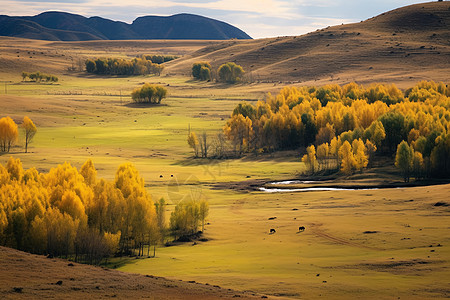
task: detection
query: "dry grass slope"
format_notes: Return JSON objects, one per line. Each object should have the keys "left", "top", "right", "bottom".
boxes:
{"left": 165, "top": 2, "right": 450, "bottom": 87}
{"left": 0, "top": 246, "right": 268, "bottom": 299}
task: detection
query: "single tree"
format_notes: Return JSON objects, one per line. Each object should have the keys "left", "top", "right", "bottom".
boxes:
{"left": 301, "top": 145, "right": 317, "bottom": 173}
{"left": 338, "top": 141, "right": 356, "bottom": 175}
{"left": 198, "top": 200, "right": 209, "bottom": 232}
{"left": 21, "top": 116, "right": 37, "bottom": 153}
{"left": 187, "top": 132, "right": 200, "bottom": 157}
{"left": 395, "top": 141, "right": 414, "bottom": 182}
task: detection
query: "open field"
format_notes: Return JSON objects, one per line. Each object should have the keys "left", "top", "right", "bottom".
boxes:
{"left": 1, "top": 73, "right": 449, "bottom": 299}
{"left": 1, "top": 3, "right": 450, "bottom": 298}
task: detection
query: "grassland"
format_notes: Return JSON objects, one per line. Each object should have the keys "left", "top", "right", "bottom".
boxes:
{"left": 1, "top": 5, "right": 450, "bottom": 297}
{"left": 1, "top": 71, "right": 449, "bottom": 299}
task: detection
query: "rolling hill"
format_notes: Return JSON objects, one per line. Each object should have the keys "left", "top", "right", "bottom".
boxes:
{"left": 0, "top": 246, "right": 266, "bottom": 299}
{"left": 0, "top": 11, "right": 252, "bottom": 41}
{"left": 165, "top": 1, "right": 450, "bottom": 86}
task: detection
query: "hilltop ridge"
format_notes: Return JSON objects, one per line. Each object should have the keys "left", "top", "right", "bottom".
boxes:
{"left": 165, "top": 1, "right": 450, "bottom": 85}
{"left": 0, "top": 11, "right": 252, "bottom": 41}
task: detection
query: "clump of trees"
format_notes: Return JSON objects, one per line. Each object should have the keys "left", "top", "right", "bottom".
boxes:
{"left": 0, "top": 116, "right": 37, "bottom": 153}
{"left": 85, "top": 57, "right": 164, "bottom": 76}
{"left": 218, "top": 62, "right": 244, "bottom": 83}
{"left": 187, "top": 129, "right": 228, "bottom": 159}
{"left": 0, "top": 117, "right": 18, "bottom": 153}
{"left": 22, "top": 71, "right": 58, "bottom": 83}
{"left": 191, "top": 62, "right": 245, "bottom": 83}
{"left": 219, "top": 81, "right": 450, "bottom": 178}
{"left": 143, "top": 55, "right": 178, "bottom": 64}
{"left": 131, "top": 83, "right": 168, "bottom": 104}
{"left": 169, "top": 200, "right": 209, "bottom": 240}
{"left": 0, "top": 158, "right": 209, "bottom": 263}
{"left": 192, "top": 62, "right": 212, "bottom": 81}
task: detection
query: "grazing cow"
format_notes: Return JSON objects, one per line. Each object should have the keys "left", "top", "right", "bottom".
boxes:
{"left": 299, "top": 226, "right": 306, "bottom": 232}
{"left": 270, "top": 228, "right": 276, "bottom": 234}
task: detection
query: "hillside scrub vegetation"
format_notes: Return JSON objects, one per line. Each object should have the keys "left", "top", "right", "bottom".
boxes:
{"left": 192, "top": 62, "right": 212, "bottom": 81}
{"left": 21, "top": 71, "right": 58, "bottom": 83}
{"left": 142, "top": 55, "right": 178, "bottom": 64}
{"left": 219, "top": 81, "right": 450, "bottom": 178}
{"left": 85, "top": 57, "right": 165, "bottom": 76}
{"left": 131, "top": 83, "right": 168, "bottom": 104}
{"left": 0, "top": 158, "right": 208, "bottom": 264}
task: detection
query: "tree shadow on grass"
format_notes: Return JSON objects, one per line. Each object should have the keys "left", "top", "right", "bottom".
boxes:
{"left": 124, "top": 102, "right": 168, "bottom": 108}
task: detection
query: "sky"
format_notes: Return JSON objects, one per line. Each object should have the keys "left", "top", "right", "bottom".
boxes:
{"left": 2, "top": 0, "right": 430, "bottom": 38}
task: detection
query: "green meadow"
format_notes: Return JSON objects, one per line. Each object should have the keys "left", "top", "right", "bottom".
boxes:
{"left": 1, "top": 74, "right": 449, "bottom": 299}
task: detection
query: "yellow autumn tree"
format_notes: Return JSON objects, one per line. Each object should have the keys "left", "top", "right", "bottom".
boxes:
{"left": 0, "top": 117, "right": 18, "bottom": 153}
{"left": 80, "top": 159, "right": 97, "bottom": 187}
{"left": 187, "top": 131, "right": 199, "bottom": 157}
{"left": 223, "top": 114, "right": 253, "bottom": 156}
{"left": 352, "top": 139, "right": 368, "bottom": 171}
{"left": 21, "top": 116, "right": 37, "bottom": 153}
{"left": 302, "top": 145, "right": 317, "bottom": 173}
{"left": 338, "top": 141, "right": 356, "bottom": 175}
{"left": 316, "top": 143, "right": 329, "bottom": 170}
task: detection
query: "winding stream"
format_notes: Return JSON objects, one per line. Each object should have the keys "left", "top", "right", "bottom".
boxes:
{"left": 261, "top": 180, "right": 381, "bottom": 193}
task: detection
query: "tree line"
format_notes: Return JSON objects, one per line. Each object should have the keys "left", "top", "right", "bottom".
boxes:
{"left": 85, "top": 57, "right": 165, "bottom": 76}
{"left": 191, "top": 81, "right": 449, "bottom": 179}
{"left": 142, "top": 55, "right": 178, "bottom": 64}
{"left": 21, "top": 71, "right": 58, "bottom": 83}
{"left": 192, "top": 62, "right": 244, "bottom": 83}
{"left": 0, "top": 116, "right": 37, "bottom": 153}
{"left": 0, "top": 158, "right": 208, "bottom": 264}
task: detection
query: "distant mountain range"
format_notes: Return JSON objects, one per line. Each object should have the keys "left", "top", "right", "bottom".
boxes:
{"left": 0, "top": 11, "right": 252, "bottom": 41}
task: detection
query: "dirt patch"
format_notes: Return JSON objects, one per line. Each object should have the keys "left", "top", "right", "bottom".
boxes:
{"left": 308, "top": 223, "right": 382, "bottom": 251}
{"left": 349, "top": 259, "right": 445, "bottom": 275}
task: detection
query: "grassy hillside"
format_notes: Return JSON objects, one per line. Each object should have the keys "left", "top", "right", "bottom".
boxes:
{"left": 165, "top": 1, "right": 450, "bottom": 87}
{"left": 0, "top": 246, "right": 264, "bottom": 299}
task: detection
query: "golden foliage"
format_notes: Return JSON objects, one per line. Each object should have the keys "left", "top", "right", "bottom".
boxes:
{"left": 0, "top": 117, "right": 18, "bottom": 153}
{"left": 223, "top": 81, "right": 449, "bottom": 177}
{"left": 0, "top": 159, "right": 164, "bottom": 260}
{"left": 21, "top": 116, "right": 37, "bottom": 153}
